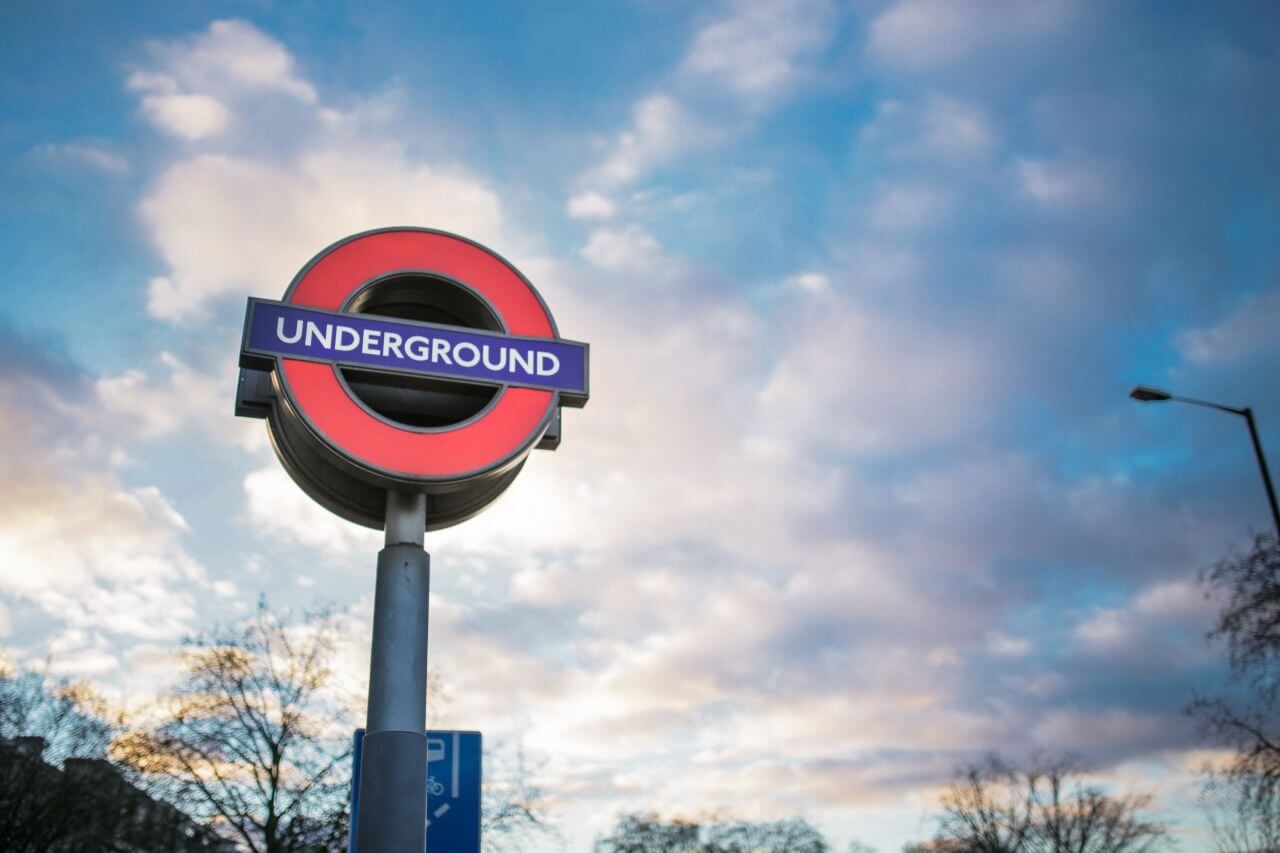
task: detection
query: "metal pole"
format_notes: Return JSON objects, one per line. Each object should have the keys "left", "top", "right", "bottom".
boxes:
{"left": 1161, "top": 394, "right": 1280, "bottom": 538}
{"left": 1242, "top": 408, "right": 1280, "bottom": 537}
{"left": 355, "top": 490, "right": 429, "bottom": 852}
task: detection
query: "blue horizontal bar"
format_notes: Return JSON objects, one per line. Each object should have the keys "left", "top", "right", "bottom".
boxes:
{"left": 241, "top": 299, "right": 588, "bottom": 403}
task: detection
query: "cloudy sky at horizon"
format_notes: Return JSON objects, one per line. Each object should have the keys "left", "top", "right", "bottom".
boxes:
{"left": 3, "top": 1, "right": 1280, "bottom": 848}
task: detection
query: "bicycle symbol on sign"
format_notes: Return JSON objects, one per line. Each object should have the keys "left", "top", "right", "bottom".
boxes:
{"left": 426, "top": 736, "right": 449, "bottom": 799}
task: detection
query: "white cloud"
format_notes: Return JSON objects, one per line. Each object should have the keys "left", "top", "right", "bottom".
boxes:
{"left": 1073, "top": 608, "right": 1127, "bottom": 650}
{"left": 139, "top": 146, "right": 504, "bottom": 320}
{"left": 567, "top": 191, "right": 617, "bottom": 220}
{"left": 128, "top": 24, "right": 485, "bottom": 324}
{"left": 186, "top": 20, "right": 317, "bottom": 102}
{"left": 1176, "top": 290, "right": 1280, "bottom": 366}
{"left": 1031, "top": 709, "right": 1187, "bottom": 758}
{"left": 579, "top": 225, "right": 667, "bottom": 272}
{"left": 36, "top": 143, "right": 130, "bottom": 174}
{"left": 128, "top": 19, "right": 316, "bottom": 136}
{"left": 866, "top": 183, "right": 950, "bottom": 232}
{"left": 986, "top": 630, "right": 1033, "bottom": 657}
{"left": 1072, "top": 578, "right": 1217, "bottom": 659}
{"left": 867, "top": 0, "right": 1075, "bottom": 71}
{"left": 916, "top": 96, "right": 995, "bottom": 160}
{"left": 405, "top": 249, "right": 1105, "bottom": 822}
{"left": 137, "top": 93, "right": 230, "bottom": 140}
{"left": 578, "top": 0, "right": 835, "bottom": 198}
{"left": 0, "top": 480, "right": 205, "bottom": 645}
{"left": 588, "top": 94, "right": 717, "bottom": 189}
{"left": 786, "top": 271, "right": 830, "bottom": 294}
{"left": 428, "top": 256, "right": 781, "bottom": 561}
{"left": 863, "top": 96, "right": 996, "bottom": 165}
{"left": 0, "top": 352, "right": 209, "bottom": 662}
{"left": 1016, "top": 157, "right": 1118, "bottom": 212}
{"left": 681, "top": 0, "right": 837, "bottom": 100}
{"left": 95, "top": 352, "right": 262, "bottom": 451}
{"left": 752, "top": 291, "right": 1000, "bottom": 455}
{"left": 1133, "top": 579, "right": 1216, "bottom": 623}
{"left": 242, "top": 466, "right": 379, "bottom": 554}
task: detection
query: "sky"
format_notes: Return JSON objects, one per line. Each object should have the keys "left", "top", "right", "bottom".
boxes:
{"left": 2, "top": 0, "right": 1280, "bottom": 849}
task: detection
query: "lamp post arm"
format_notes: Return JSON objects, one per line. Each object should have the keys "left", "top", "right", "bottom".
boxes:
{"left": 1241, "top": 408, "right": 1280, "bottom": 537}
{"left": 1168, "top": 394, "right": 1249, "bottom": 417}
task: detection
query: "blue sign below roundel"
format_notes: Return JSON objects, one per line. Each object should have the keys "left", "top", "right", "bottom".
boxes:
{"left": 350, "top": 729, "right": 482, "bottom": 853}
{"left": 241, "top": 298, "right": 589, "bottom": 406}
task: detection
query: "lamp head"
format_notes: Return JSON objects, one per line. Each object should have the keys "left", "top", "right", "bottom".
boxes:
{"left": 1130, "top": 385, "right": 1172, "bottom": 403}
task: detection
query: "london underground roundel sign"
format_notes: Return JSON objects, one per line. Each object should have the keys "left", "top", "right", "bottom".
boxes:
{"left": 235, "top": 228, "right": 589, "bottom": 530}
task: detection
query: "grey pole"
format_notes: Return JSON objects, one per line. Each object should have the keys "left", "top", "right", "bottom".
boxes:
{"left": 355, "top": 490, "right": 430, "bottom": 852}
{"left": 1131, "top": 386, "right": 1280, "bottom": 537}
{"left": 1241, "top": 408, "right": 1280, "bottom": 537}
{"left": 1164, "top": 394, "right": 1280, "bottom": 538}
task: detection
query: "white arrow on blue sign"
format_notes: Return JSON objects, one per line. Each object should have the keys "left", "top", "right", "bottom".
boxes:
{"left": 350, "top": 729, "right": 482, "bottom": 852}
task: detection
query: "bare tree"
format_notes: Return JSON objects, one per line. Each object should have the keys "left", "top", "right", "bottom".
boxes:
{"left": 0, "top": 656, "right": 114, "bottom": 762}
{"left": 934, "top": 755, "right": 1167, "bottom": 853}
{"left": 903, "top": 842, "right": 969, "bottom": 853}
{"left": 1202, "top": 533, "right": 1280, "bottom": 681}
{"left": 113, "top": 603, "right": 353, "bottom": 852}
{"left": 1189, "top": 532, "right": 1280, "bottom": 848}
{"left": 1199, "top": 766, "right": 1280, "bottom": 853}
{"left": 938, "top": 757, "right": 1036, "bottom": 852}
{"left": 481, "top": 738, "right": 556, "bottom": 850}
{"left": 704, "top": 816, "right": 831, "bottom": 851}
{"left": 902, "top": 842, "right": 969, "bottom": 853}
{"left": 594, "top": 813, "right": 702, "bottom": 852}
{"left": 594, "top": 812, "right": 832, "bottom": 852}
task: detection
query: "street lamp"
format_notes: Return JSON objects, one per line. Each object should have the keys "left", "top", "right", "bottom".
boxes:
{"left": 1130, "top": 384, "right": 1280, "bottom": 536}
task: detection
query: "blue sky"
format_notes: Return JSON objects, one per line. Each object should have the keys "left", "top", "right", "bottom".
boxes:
{"left": 2, "top": 1, "right": 1280, "bottom": 849}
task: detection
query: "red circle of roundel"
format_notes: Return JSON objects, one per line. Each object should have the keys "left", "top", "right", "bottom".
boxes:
{"left": 277, "top": 229, "right": 557, "bottom": 481}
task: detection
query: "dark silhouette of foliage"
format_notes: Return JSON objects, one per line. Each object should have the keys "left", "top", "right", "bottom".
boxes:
{"left": 0, "top": 735, "right": 100, "bottom": 853}
{"left": 1, "top": 659, "right": 112, "bottom": 851}
{"left": 1, "top": 659, "right": 227, "bottom": 852}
